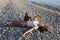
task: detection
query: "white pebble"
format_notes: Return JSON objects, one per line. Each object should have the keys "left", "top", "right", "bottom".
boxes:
{"left": 2, "top": 30, "right": 6, "bottom": 33}
{"left": 59, "top": 29, "right": 60, "bottom": 31}
{"left": 56, "top": 31, "right": 59, "bottom": 33}
{"left": 0, "top": 28, "right": 1, "bottom": 29}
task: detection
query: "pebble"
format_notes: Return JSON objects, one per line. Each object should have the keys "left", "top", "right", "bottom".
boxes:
{"left": 2, "top": 30, "right": 6, "bottom": 33}
{"left": 0, "top": 28, "right": 1, "bottom": 29}
{"left": 0, "top": 34, "right": 2, "bottom": 37}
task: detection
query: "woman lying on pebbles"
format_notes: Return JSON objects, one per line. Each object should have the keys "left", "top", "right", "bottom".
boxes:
{"left": 4, "top": 13, "right": 48, "bottom": 37}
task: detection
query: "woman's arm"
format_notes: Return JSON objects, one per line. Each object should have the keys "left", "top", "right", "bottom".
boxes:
{"left": 22, "top": 27, "right": 35, "bottom": 37}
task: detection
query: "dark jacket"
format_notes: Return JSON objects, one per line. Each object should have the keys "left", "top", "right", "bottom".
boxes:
{"left": 24, "top": 15, "right": 31, "bottom": 22}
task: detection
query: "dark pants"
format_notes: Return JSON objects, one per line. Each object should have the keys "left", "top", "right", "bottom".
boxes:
{"left": 4, "top": 21, "right": 27, "bottom": 27}
{"left": 4, "top": 21, "right": 48, "bottom": 32}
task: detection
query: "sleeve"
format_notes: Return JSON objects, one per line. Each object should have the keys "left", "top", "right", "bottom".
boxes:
{"left": 34, "top": 26, "right": 38, "bottom": 29}
{"left": 37, "top": 21, "right": 39, "bottom": 24}
{"left": 34, "top": 21, "right": 39, "bottom": 29}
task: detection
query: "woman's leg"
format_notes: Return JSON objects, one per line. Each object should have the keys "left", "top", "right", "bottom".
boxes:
{"left": 4, "top": 21, "right": 27, "bottom": 27}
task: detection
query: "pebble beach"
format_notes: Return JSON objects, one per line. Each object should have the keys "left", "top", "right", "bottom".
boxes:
{"left": 0, "top": 0, "right": 60, "bottom": 40}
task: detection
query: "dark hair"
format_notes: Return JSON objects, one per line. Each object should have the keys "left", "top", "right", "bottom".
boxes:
{"left": 25, "top": 12, "right": 28, "bottom": 16}
{"left": 38, "top": 25, "right": 48, "bottom": 32}
{"left": 24, "top": 12, "right": 29, "bottom": 22}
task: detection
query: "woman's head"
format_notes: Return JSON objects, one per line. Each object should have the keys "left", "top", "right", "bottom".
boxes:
{"left": 33, "top": 15, "right": 37, "bottom": 20}
{"left": 38, "top": 24, "right": 48, "bottom": 32}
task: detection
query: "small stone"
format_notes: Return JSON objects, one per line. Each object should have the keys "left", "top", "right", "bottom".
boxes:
{"left": 9, "top": 31, "right": 10, "bottom": 32}
{"left": 56, "top": 31, "right": 59, "bottom": 34}
{"left": 6, "top": 28, "right": 8, "bottom": 29}
{"left": 2, "top": 30, "right": 6, "bottom": 33}
{"left": 0, "top": 28, "right": 1, "bottom": 29}
{"left": 57, "top": 34, "right": 59, "bottom": 37}
{"left": 46, "top": 34, "right": 48, "bottom": 37}
{"left": 0, "top": 34, "right": 2, "bottom": 37}
{"left": 3, "top": 36, "right": 6, "bottom": 38}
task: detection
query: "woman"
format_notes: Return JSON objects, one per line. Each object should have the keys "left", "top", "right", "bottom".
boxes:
{"left": 4, "top": 15, "right": 48, "bottom": 37}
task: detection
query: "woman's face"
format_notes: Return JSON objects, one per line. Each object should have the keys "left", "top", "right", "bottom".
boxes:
{"left": 33, "top": 18, "right": 37, "bottom": 21}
